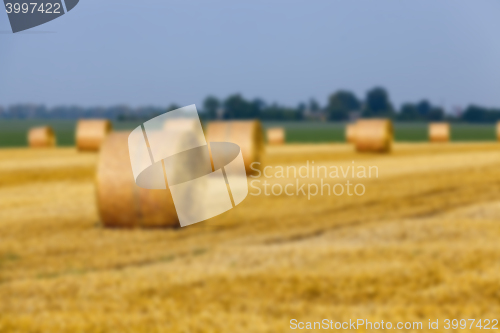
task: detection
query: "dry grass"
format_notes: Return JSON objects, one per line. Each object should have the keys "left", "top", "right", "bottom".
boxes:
{"left": 1, "top": 143, "right": 500, "bottom": 332}
{"left": 0, "top": 148, "right": 96, "bottom": 186}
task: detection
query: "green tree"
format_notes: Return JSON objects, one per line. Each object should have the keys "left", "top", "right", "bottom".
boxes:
{"left": 427, "top": 107, "right": 445, "bottom": 121}
{"left": 398, "top": 103, "right": 420, "bottom": 121}
{"left": 203, "top": 96, "right": 220, "bottom": 119}
{"left": 223, "top": 94, "right": 259, "bottom": 119}
{"left": 167, "top": 103, "right": 180, "bottom": 112}
{"left": 326, "top": 90, "right": 360, "bottom": 121}
{"left": 416, "top": 100, "right": 431, "bottom": 118}
{"left": 362, "top": 87, "right": 394, "bottom": 118}
{"left": 309, "top": 98, "right": 321, "bottom": 112}
{"left": 460, "top": 105, "right": 500, "bottom": 123}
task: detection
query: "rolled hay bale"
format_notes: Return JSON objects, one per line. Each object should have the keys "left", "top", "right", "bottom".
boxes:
{"left": 267, "top": 127, "right": 285, "bottom": 145}
{"left": 96, "top": 132, "right": 179, "bottom": 228}
{"left": 206, "top": 120, "right": 264, "bottom": 173}
{"left": 429, "top": 122, "right": 450, "bottom": 142}
{"left": 345, "top": 123, "right": 357, "bottom": 143}
{"left": 76, "top": 119, "right": 112, "bottom": 151}
{"left": 354, "top": 119, "right": 393, "bottom": 153}
{"left": 28, "top": 126, "right": 56, "bottom": 148}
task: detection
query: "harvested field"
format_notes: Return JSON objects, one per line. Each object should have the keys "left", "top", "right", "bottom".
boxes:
{"left": 1, "top": 143, "right": 500, "bottom": 332}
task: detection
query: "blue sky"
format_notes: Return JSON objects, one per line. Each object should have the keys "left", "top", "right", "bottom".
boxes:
{"left": 1, "top": 0, "right": 500, "bottom": 110}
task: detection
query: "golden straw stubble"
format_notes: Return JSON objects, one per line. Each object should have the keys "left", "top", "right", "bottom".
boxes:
{"left": 76, "top": 119, "right": 112, "bottom": 151}
{"left": 28, "top": 126, "right": 56, "bottom": 148}
{"left": 345, "top": 123, "right": 357, "bottom": 143}
{"left": 267, "top": 127, "right": 285, "bottom": 145}
{"left": 96, "top": 132, "right": 179, "bottom": 228}
{"left": 206, "top": 120, "right": 264, "bottom": 173}
{"left": 354, "top": 119, "right": 393, "bottom": 153}
{"left": 429, "top": 122, "right": 450, "bottom": 142}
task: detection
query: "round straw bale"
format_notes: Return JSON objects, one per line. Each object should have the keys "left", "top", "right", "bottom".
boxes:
{"left": 76, "top": 119, "right": 112, "bottom": 151}
{"left": 96, "top": 132, "right": 179, "bottom": 228}
{"left": 354, "top": 119, "right": 393, "bottom": 153}
{"left": 267, "top": 127, "right": 285, "bottom": 145}
{"left": 429, "top": 122, "right": 450, "bottom": 142}
{"left": 206, "top": 120, "right": 264, "bottom": 173}
{"left": 28, "top": 126, "right": 56, "bottom": 148}
{"left": 345, "top": 123, "right": 357, "bottom": 143}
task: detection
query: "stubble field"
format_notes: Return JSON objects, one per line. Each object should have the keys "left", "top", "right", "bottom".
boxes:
{"left": 1, "top": 142, "right": 500, "bottom": 332}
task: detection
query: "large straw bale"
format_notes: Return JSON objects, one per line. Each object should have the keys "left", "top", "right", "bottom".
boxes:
{"left": 96, "top": 132, "right": 179, "bottom": 228}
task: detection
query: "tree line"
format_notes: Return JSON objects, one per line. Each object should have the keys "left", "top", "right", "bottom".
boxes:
{"left": 323, "top": 88, "right": 500, "bottom": 123}
{"left": 1, "top": 87, "right": 499, "bottom": 122}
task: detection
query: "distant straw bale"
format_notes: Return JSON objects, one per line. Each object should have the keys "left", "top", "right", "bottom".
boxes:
{"left": 267, "top": 127, "right": 285, "bottom": 145}
{"left": 354, "top": 119, "right": 393, "bottom": 153}
{"left": 28, "top": 126, "right": 56, "bottom": 148}
{"left": 429, "top": 123, "right": 450, "bottom": 142}
{"left": 76, "top": 119, "right": 112, "bottom": 151}
{"left": 345, "top": 123, "right": 357, "bottom": 143}
{"left": 206, "top": 120, "right": 264, "bottom": 173}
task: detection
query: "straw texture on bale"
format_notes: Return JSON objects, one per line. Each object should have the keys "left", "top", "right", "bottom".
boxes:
{"left": 96, "top": 132, "right": 179, "bottom": 228}
{"left": 76, "top": 119, "right": 112, "bottom": 151}
{"left": 354, "top": 119, "right": 393, "bottom": 153}
{"left": 345, "top": 123, "right": 357, "bottom": 143}
{"left": 429, "top": 123, "right": 450, "bottom": 142}
{"left": 28, "top": 126, "right": 56, "bottom": 148}
{"left": 206, "top": 120, "right": 264, "bottom": 173}
{"left": 267, "top": 127, "right": 285, "bottom": 145}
